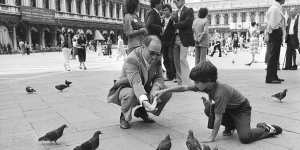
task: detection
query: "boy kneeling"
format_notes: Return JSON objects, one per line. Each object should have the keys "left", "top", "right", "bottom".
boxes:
{"left": 154, "top": 61, "right": 282, "bottom": 144}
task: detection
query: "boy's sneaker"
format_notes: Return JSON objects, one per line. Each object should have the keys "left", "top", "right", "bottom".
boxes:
{"left": 223, "top": 129, "right": 234, "bottom": 136}
{"left": 257, "top": 122, "right": 282, "bottom": 136}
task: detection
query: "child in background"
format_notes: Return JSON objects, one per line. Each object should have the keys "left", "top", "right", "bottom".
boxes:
{"left": 153, "top": 61, "right": 282, "bottom": 144}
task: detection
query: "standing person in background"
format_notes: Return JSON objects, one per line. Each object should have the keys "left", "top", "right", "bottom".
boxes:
{"left": 116, "top": 35, "right": 126, "bottom": 60}
{"left": 265, "top": 0, "right": 286, "bottom": 84}
{"left": 19, "top": 40, "right": 25, "bottom": 55}
{"left": 161, "top": 4, "right": 176, "bottom": 81}
{"left": 193, "top": 7, "right": 209, "bottom": 65}
{"left": 232, "top": 33, "right": 239, "bottom": 64}
{"left": 210, "top": 30, "right": 222, "bottom": 57}
{"left": 107, "top": 37, "right": 113, "bottom": 58}
{"left": 61, "top": 28, "right": 72, "bottom": 71}
{"left": 124, "top": 0, "right": 148, "bottom": 54}
{"left": 25, "top": 41, "right": 30, "bottom": 55}
{"left": 77, "top": 32, "right": 87, "bottom": 70}
{"left": 246, "top": 22, "right": 260, "bottom": 66}
{"left": 173, "top": 0, "right": 194, "bottom": 85}
{"left": 145, "top": 0, "right": 163, "bottom": 39}
{"left": 283, "top": 7, "right": 300, "bottom": 70}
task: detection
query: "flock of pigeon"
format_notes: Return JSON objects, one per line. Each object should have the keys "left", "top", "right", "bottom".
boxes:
{"left": 25, "top": 80, "right": 287, "bottom": 150}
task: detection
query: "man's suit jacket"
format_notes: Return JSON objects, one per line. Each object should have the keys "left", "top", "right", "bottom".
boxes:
{"left": 145, "top": 9, "right": 163, "bottom": 39}
{"left": 107, "top": 46, "right": 164, "bottom": 105}
{"left": 286, "top": 15, "right": 300, "bottom": 49}
{"left": 162, "top": 17, "right": 176, "bottom": 46}
{"left": 173, "top": 6, "right": 195, "bottom": 47}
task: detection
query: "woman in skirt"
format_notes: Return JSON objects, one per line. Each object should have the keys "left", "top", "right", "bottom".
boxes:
{"left": 246, "top": 22, "right": 260, "bottom": 66}
{"left": 232, "top": 33, "right": 239, "bottom": 64}
{"left": 77, "top": 32, "right": 87, "bottom": 70}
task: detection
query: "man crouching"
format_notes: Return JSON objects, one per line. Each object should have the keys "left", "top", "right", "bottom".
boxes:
{"left": 107, "top": 35, "right": 172, "bottom": 129}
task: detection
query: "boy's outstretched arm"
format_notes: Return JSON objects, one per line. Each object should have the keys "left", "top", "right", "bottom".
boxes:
{"left": 153, "top": 85, "right": 196, "bottom": 98}
{"left": 203, "top": 113, "right": 223, "bottom": 143}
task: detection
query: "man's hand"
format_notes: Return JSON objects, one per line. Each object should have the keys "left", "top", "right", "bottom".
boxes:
{"left": 152, "top": 90, "right": 166, "bottom": 99}
{"left": 142, "top": 99, "right": 158, "bottom": 112}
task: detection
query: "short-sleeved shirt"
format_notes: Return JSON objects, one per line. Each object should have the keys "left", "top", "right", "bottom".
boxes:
{"left": 205, "top": 82, "right": 248, "bottom": 114}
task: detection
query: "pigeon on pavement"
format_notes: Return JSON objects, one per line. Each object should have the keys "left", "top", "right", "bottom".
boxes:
{"left": 38, "top": 124, "right": 68, "bottom": 144}
{"left": 73, "top": 131, "right": 103, "bottom": 150}
{"left": 156, "top": 134, "right": 171, "bottom": 150}
{"left": 55, "top": 84, "right": 68, "bottom": 92}
{"left": 26, "top": 86, "right": 37, "bottom": 94}
{"left": 186, "top": 130, "right": 202, "bottom": 150}
{"left": 272, "top": 89, "right": 287, "bottom": 102}
{"left": 65, "top": 80, "right": 72, "bottom": 87}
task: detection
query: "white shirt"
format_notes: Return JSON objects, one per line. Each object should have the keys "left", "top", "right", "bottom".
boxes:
{"left": 163, "top": 16, "right": 171, "bottom": 32}
{"left": 289, "top": 16, "right": 297, "bottom": 35}
{"left": 266, "top": 2, "right": 285, "bottom": 33}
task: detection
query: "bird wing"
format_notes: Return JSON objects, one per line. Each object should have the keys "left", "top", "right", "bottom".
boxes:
{"left": 43, "top": 130, "right": 58, "bottom": 141}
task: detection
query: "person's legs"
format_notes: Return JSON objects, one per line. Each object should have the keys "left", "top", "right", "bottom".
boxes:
{"left": 173, "top": 37, "right": 182, "bottom": 84}
{"left": 77, "top": 48, "right": 83, "bottom": 68}
{"left": 266, "top": 29, "right": 282, "bottom": 82}
{"left": 62, "top": 47, "right": 70, "bottom": 70}
{"left": 195, "top": 46, "right": 201, "bottom": 65}
{"left": 162, "top": 44, "right": 171, "bottom": 80}
{"left": 199, "top": 47, "right": 207, "bottom": 64}
{"left": 82, "top": 48, "right": 87, "bottom": 69}
{"left": 291, "top": 49, "right": 297, "bottom": 67}
{"left": 118, "top": 88, "right": 139, "bottom": 127}
{"left": 284, "top": 41, "right": 293, "bottom": 69}
{"left": 179, "top": 43, "right": 192, "bottom": 85}
{"left": 167, "top": 45, "right": 176, "bottom": 80}
{"left": 210, "top": 45, "right": 217, "bottom": 56}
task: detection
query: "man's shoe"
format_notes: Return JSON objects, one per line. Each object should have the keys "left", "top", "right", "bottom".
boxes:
{"left": 291, "top": 65, "right": 298, "bottom": 70}
{"left": 164, "top": 78, "right": 172, "bottom": 81}
{"left": 134, "top": 107, "right": 155, "bottom": 123}
{"left": 256, "top": 122, "right": 282, "bottom": 136}
{"left": 120, "top": 113, "right": 130, "bottom": 129}
{"left": 277, "top": 78, "right": 285, "bottom": 82}
{"left": 266, "top": 80, "right": 281, "bottom": 84}
{"left": 223, "top": 129, "right": 234, "bottom": 136}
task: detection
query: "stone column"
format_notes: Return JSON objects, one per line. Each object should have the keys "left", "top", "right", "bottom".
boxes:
{"left": 61, "top": 0, "right": 67, "bottom": 12}
{"left": 119, "top": 4, "right": 123, "bottom": 19}
{"left": 237, "top": 12, "right": 242, "bottom": 23}
{"left": 52, "top": 28, "right": 57, "bottom": 46}
{"left": 36, "top": 0, "right": 43, "bottom": 8}
{"left": 220, "top": 13, "right": 224, "bottom": 25}
{"left": 113, "top": 2, "right": 117, "bottom": 18}
{"left": 90, "top": 0, "right": 95, "bottom": 16}
{"left": 105, "top": 0, "right": 109, "bottom": 18}
{"left": 12, "top": 25, "right": 17, "bottom": 52}
{"left": 27, "top": 25, "right": 32, "bottom": 47}
{"left": 98, "top": 0, "right": 103, "bottom": 17}
{"left": 211, "top": 14, "right": 215, "bottom": 25}
{"left": 71, "top": 0, "right": 77, "bottom": 13}
{"left": 49, "top": 0, "right": 55, "bottom": 9}
{"left": 246, "top": 12, "right": 251, "bottom": 23}
{"left": 255, "top": 11, "right": 259, "bottom": 23}
{"left": 7, "top": 0, "right": 15, "bottom": 5}
{"left": 228, "top": 13, "right": 232, "bottom": 24}
{"left": 141, "top": 8, "right": 144, "bottom": 22}
{"left": 41, "top": 29, "right": 45, "bottom": 49}
{"left": 81, "top": 0, "right": 86, "bottom": 15}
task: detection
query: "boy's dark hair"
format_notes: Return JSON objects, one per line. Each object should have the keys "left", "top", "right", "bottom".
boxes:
{"left": 198, "top": 8, "right": 208, "bottom": 18}
{"left": 251, "top": 22, "right": 256, "bottom": 27}
{"left": 189, "top": 61, "right": 218, "bottom": 82}
{"left": 125, "top": 0, "right": 139, "bottom": 14}
{"left": 162, "top": 4, "right": 172, "bottom": 13}
{"left": 150, "top": 0, "right": 161, "bottom": 8}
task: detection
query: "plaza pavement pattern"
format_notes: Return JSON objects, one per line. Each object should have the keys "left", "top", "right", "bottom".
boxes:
{"left": 0, "top": 47, "right": 300, "bottom": 150}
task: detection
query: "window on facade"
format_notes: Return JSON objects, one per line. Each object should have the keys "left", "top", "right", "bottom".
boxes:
{"left": 241, "top": 12, "right": 246, "bottom": 22}
{"left": 232, "top": 13, "right": 237, "bottom": 23}
{"left": 216, "top": 14, "right": 220, "bottom": 25}
{"left": 56, "top": 0, "right": 61, "bottom": 11}
{"left": 66, "top": 0, "right": 71, "bottom": 12}
{"left": 250, "top": 12, "right": 256, "bottom": 23}
{"left": 0, "top": 0, "right": 5, "bottom": 4}
{"left": 102, "top": 0, "right": 106, "bottom": 17}
{"left": 16, "top": 0, "right": 22, "bottom": 6}
{"left": 224, "top": 14, "right": 229, "bottom": 25}
{"left": 77, "top": 0, "right": 81, "bottom": 14}
{"left": 109, "top": 1, "right": 113, "bottom": 18}
{"left": 94, "top": 0, "right": 99, "bottom": 16}
{"left": 43, "top": 0, "right": 49, "bottom": 8}
{"left": 86, "top": 0, "right": 90, "bottom": 15}
{"left": 30, "top": 0, "right": 36, "bottom": 7}
{"left": 208, "top": 15, "right": 211, "bottom": 25}
{"left": 259, "top": 12, "right": 265, "bottom": 23}
{"left": 116, "top": 4, "right": 120, "bottom": 19}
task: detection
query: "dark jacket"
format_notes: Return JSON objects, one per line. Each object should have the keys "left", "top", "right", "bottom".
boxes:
{"left": 286, "top": 15, "right": 299, "bottom": 49}
{"left": 162, "top": 17, "right": 176, "bottom": 46}
{"left": 173, "top": 6, "right": 195, "bottom": 47}
{"left": 145, "top": 8, "right": 163, "bottom": 39}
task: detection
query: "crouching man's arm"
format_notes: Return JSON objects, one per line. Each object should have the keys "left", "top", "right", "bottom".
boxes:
{"left": 152, "top": 85, "right": 198, "bottom": 98}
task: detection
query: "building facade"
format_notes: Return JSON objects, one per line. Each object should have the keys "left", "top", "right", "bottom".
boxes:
{"left": 186, "top": 0, "right": 300, "bottom": 38}
{"left": 0, "top": 0, "right": 150, "bottom": 53}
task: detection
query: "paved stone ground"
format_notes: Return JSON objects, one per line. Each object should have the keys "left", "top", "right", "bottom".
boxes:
{"left": 0, "top": 47, "right": 300, "bottom": 150}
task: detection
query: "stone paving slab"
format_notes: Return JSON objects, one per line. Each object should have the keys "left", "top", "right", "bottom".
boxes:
{"left": 0, "top": 67, "right": 300, "bottom": 150}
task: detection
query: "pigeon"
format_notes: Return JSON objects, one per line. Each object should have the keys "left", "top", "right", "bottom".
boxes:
{"left": 156, "top": 134, "right": 171, "bottom": 150}
{"left": 73, "top": 131, "right": 103, "bottom": 150}
{"left": 272, "top": 89, "right": 287, "bottom": 102}
{"left": 38, "top": 124, "right": 68, "bottom": 144}
{"left": 55, "top": 84, "right": 68, "bottom": 92}
{"left": 186, "top": 130, "right": 202, "bottom": 150}
{"left": 65, "top": 80, "right": 72, "bottom": 87}
{"left": 26, "top": 86, "right": 36, "bottom": 94}
{"left": 202, "top": 144, "right": 211, "bottom": 150}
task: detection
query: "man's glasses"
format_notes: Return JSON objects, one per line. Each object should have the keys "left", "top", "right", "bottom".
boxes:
{"left": 150, "top": 51, "right": 161, "bottom": 57}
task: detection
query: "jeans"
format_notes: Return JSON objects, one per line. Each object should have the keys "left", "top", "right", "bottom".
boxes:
{"left": 195, "top": 46, "right": 207, "bottom": 65}
{"left": 62, "top": 47, "right": 71, "bottom": 68}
